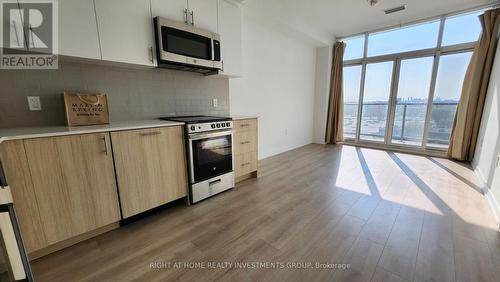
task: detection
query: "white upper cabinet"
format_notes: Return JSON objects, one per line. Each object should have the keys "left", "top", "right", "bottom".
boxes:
{"left": 152, "top": 0, "right": 218, "bottom": 32}
{"left": 58, "top": 0, "right": 101, "bottom": 59}
{"left": 188, "top": 0, "right": 219, "bottom": 32}
{"left": 151, "top": 0, "right": 189, "bottom": 24}
{"left": 94, "top": 0, "right": 155, "bottom": 67}
{"left": 218, "top": 0, "right": 242, "bottom": 77}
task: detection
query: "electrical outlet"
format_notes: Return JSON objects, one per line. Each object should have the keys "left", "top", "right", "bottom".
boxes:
{"left": 496, "top": 155, "right": 500, "bottom": 167}
{"left": 27, "top": 96, "right": 42, "bottom": 111}
{"left": 212, "top": 98, "right": 218, "bottom": 108}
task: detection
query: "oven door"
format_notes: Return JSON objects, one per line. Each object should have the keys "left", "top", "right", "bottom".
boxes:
{"left": 188, "top": 130, "right": 233, "bottom": 184}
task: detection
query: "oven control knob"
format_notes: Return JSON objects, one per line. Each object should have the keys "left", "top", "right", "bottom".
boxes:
{"left": 190, "top": 125, "right": 195, "bottom": 131}
{"left": 221, "top": 123, "right": 225, "bottom": 127}
{"left": 216, "top": 123, "right": 221, "bottom": 128}
{"left": 211, "top": 124, "right": 216, "bottom": 129}
{"left": 226, "top": 122, "right": 231, "bottom": 127}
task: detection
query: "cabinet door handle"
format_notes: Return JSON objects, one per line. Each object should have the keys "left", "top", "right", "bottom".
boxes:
{"left": 240, "top": 124, "right": 249, "bottom": 128}
{"left": 190, "top": 10, "right": 194, "bottom": 26}
{"left": 139, "top": 131, "right": 162, "bottom": 136}
{"left": 240, "top": 141, "right": 250, "bottom": 145}
{"left": 184, "top": 8, "right": 188, "bottom": 24}
{"left": 241, "top": 162, "right": 251, "bottom": 167}
{"left": 101, "top": 136, "right": 108, "bottom": 155}
{"left": 149, "top": 46, "right": 154, "bottom": 64}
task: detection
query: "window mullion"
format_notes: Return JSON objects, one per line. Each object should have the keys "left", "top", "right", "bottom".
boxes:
{"left": 386, "top": 59, "right": 401, "bottom": 145}
{"left": 355, "top": 63, "right": 367, "bottom": 141}
{"left": 437, "top": 17, "right": 445, "bottom": 49}
{"left": 422, "top": 18, "right": 444, "bottom": 148}
{"left": 423, "top": 52, "right": 441, "bottom": 148}
{"left": 363, "top": 33, "right": 369, "bottom": 58}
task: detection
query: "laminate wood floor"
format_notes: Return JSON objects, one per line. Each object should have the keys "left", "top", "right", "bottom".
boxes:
{"left": 31, "top": 144, "right": 500, "bottom": 282}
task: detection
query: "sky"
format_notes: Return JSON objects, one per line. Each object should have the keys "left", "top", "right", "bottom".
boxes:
{"left": 343, "top": 11, "right": 481, "bottom": 103}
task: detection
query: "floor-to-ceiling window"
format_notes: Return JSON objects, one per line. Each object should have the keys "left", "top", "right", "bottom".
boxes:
{"left": 341, "top": 9, "right": 482, "bottom": 151}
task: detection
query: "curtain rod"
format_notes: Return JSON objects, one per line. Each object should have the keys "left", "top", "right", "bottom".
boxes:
{"left": 337, "top": 1, "right": 500, "bottom": 41}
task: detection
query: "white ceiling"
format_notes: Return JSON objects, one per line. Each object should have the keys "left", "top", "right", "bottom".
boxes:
{"left": 241, "top": 0, "right": 497, "bottom": 45}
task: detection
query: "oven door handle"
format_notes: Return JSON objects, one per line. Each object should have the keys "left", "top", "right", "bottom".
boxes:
{"left": 189, "top": 130, "right": 232, "bottom": 141}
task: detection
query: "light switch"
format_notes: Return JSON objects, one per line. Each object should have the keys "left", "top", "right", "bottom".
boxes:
{"left": 496, "top": 155, "right": 500, "bottom": 167}
{"left": 27, "top": 96, "right": 42, "bottom": 111}
{"left": 212, "top": 98, "right": 218, "bottom": 108}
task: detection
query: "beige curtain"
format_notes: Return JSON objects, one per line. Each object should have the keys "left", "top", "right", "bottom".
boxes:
{"left": 325, "top": 42, "right": 346, "bottom": 144}
{"left": 448, "top": 8, "right": 500, "bottom": 161}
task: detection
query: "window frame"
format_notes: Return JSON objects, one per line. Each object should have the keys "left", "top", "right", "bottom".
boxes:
{"left": 365, "top": 20, "right": 442, "bottom": 58}
{"left": 339, "top": 8, "right": 483, "bottom": 153}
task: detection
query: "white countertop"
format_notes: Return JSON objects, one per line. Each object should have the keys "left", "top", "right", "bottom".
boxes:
{"left": 0, "top": 116, "right": 259, "bottom": 143}
{"left": 0, "top": 120, "right": 185, "bottom": 143}
{"left": 228, "top": 115, "right": 259, "bottom": 120}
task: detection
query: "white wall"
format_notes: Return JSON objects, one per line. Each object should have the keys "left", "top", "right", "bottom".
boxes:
{"left": 312, "top": 46, "right": 332, "bottom": 144}
{"left": 473, "top": 41, "right": 500, "bottom": 222}
{"left": 229, "top": 9, "right": 318, "bottom": 159}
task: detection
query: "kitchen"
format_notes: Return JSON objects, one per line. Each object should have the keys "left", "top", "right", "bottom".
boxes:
{"left": 2, "top": 0, "right": 500, "bottom": 281}
{"left": 0, "top": 0, "right": 262, "bottom": 280}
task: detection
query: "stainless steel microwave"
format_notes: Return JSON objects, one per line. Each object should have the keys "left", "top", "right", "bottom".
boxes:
{"left": 154, "top": 17, "right": 222, "bottom": 75}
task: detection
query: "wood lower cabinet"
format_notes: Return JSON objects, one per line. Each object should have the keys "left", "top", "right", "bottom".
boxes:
{"left": 0, "top": 141, "right": 47, "bottom": 253}
{"left": 233, "top": 118, "right": 258, "bottom": 182}
{"left": 23, "top": 133, "right": 121, "bottom": 245}
{"left": 111, "top": 126, "right": 188, "bottom": 218}
{"left": 0, "top": 133, "right": 121, "bottom": 253}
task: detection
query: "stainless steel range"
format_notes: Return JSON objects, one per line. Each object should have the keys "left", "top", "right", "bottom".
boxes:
{"left": 160, "top": 116, "right": 234, "bottom": 203}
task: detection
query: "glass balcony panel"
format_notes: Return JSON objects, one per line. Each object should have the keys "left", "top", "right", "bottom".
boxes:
{"left": 360, "top": 62, "right": 394, "bottom": 142}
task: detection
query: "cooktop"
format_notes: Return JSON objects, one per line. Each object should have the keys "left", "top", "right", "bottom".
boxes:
{"left": 160, "top": 115, "right": 232, "bottom": 124}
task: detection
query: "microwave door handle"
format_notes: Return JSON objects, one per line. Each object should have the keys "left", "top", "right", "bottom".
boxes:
{"left": 190, "top": 10, "right": 194, "bottom": 26}
{"left": 184, "top": 9, "right": 188, "bottom": 24}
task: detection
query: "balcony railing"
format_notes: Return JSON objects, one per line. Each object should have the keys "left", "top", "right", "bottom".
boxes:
{"left": 343, "top": 102, "right": 459, "bottom": 147}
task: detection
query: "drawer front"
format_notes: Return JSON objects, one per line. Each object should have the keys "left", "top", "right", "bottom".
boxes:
{"left": 233, "top": 119, "right": 257, "bottom": 133}
{"left": 234, "top": 151, "right": 257, "bottom": 178}
{"left": 234, "top": 130, "right": 257, "bottom": 155}
{"left": 191, "top": 173, "right": 234, "bottom": 203}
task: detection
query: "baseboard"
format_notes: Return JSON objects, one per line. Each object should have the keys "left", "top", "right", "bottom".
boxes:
{"left": 28, "top": 222, "right": 120, "bottom": 260}
{"left": 235, "top": 171, "right": 258, "bottom": 184}
{"left": 474, "top": 164, "right": 500, "bottom": 228}
{"left": 259, "top": 141, "right": 313, "bottom": 160}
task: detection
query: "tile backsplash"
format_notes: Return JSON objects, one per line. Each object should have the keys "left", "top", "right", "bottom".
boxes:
{"left": 0, "top": 61, "right": 229, "bottom": 128}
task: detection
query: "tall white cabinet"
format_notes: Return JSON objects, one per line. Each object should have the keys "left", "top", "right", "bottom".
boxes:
{"left": 58, "top": 0, "right": 101, "bottom": 59}
{"left": 94, "top": 0, "right": 155, "bottom": 66}
{"left": 218, "top": 0, "right": 242, "bottom": 77}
